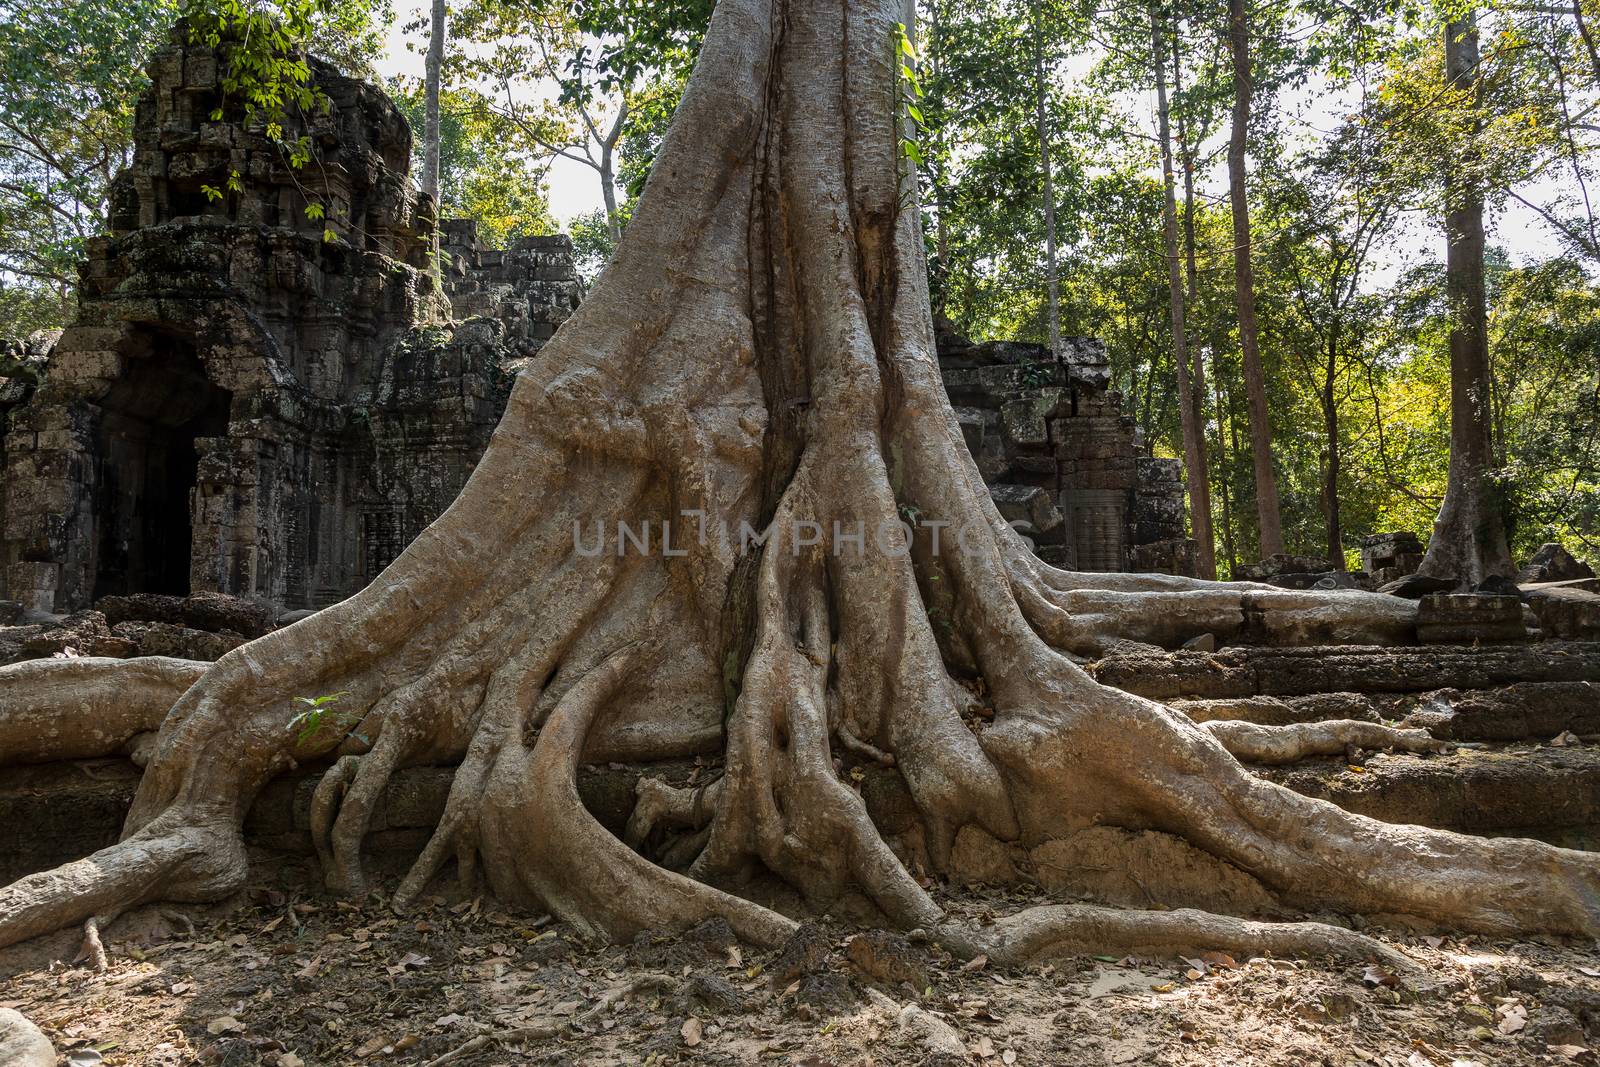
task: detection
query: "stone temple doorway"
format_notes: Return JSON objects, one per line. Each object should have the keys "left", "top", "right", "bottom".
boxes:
{"left": 92, "top": 330, "right": 232, "bottom": 600}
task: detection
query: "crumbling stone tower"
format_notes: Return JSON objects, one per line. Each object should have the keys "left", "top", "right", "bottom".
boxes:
{"left": 0, "top": 27, "right": 581, "bottom": 613}
{"left": 936, "top": 327, "right": 1195, "bottom": 575}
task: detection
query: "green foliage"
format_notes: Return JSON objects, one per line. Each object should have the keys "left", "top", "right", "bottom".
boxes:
{"left": 390, "top": 81, "right": 557, "bottom": 247}
{"left": 288, "top": 691, "right": 362, "bottom": 747}
{"left": 568, "top": 207, "right": 623, "bottom": 283}
{"left": 0, "top": 0, "right": 386, "bottom": 332}
{"left": 894, "top": 21, "right": 929, "bottom": 173}
{"left": 908, "top": 0, "right": 1600, "bottom": 567}
{"left": 444, "top": 0, "right": 708, "bottom": 257}
{"left": 0, "top": 0, "right": 181, "bottom": 327}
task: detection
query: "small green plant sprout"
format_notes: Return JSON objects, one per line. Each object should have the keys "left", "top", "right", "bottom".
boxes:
{"left": 893, "top": 22, "right": 928, "bottom": 167}
{"left": 287, "top": 691, "right": 357, "bottom": 746}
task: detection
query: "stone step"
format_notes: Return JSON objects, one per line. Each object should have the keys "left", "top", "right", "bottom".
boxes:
{"left": 1258, "top": 744, "right": 1600, "bottom": 841}
{"left": 1172, "top": 681, "right": 1600, "bottom": 743}
{"left": 0, "top": 758, "right": 696, "bottom": 885}
{"left": 1094, "top": 641, "right": 1600, "bottom": 700}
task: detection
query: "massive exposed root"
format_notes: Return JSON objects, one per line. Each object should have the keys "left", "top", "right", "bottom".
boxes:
{"left": 1202, "top": 719, "right": 1445, "bottom": 765}
{"left": 940, "top": 904, "right": 1423, "bottom": 978}
{"left": 0, "top": 0, "right": 1596, "bottom": 964}
{"left": 0, "top": 656, "right": 206, "bottom": 764}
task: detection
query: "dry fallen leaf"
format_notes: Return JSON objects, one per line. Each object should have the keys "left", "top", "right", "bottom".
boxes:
{"left": 681, "top": 1016, "right": 703, "bottom": 1046}
{"left": 963, "top": 954, "right": 989, "bottom": 972}
{"left": 385, "top": 951, "right": 430, "bottom": 975}
{"left": 972, "top": 1035, "right": 996, "bottom": 1058}
{"left": 206, "top": 1016, "right": 245, "bottom": 1035}
{"left": 1496, "top": 1002, "right": 1528, "bottom": 1035}
{"left": 276, "top": 1055, "right": 305, "bottom": 1067}
{"left": 1002, "top": 1050, "right": 1017, "bottom": 1064}
{"left": 1362, "top": 964, "right": 1400, "bottom": 989}
{"left": 354, "top": 1034, "right": 389, "bottom": 1057}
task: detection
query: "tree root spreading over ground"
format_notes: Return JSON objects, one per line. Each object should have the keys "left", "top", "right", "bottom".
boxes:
{"left": 1, "top": 0, "right": 1598, "bottom": 983}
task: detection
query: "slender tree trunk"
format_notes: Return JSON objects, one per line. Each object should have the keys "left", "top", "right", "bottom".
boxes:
{"left": 594, "top": 100, "right": 630, "bottom": 244}
{"left": 1418, "top": 10, "right": 1515, "bottom": 585}
{"left": 422, "top": 0, "right": 446, "bottom": 278}
{"left": 1211, "top": 339, "right": 1239, "bottom": 576}
{"left": 600, "top": 151, "right": 621, "bottom": 244}
{"left": 1177, "top": 69, "right": 1235, "bottom": 575}
{"left": 1153, "top": 10, "right": 1217, "bottom": 579}
{"left": 1227, "top": 0, "right": 1285, "bottom": 560}
{"left": 1321, "top": 339, "right": 1344, "bottom": 569}
{"left": 1033, "top": 0, "right": 1062, "bottom": 354}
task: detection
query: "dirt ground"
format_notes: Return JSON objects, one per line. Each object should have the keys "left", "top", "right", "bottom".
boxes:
{"left": 3, "top": 853, "right": 1598, "bottom": 1067}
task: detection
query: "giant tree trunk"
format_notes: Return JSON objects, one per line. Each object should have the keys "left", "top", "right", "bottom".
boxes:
{"left": 1154, "top": 11, "right": 1218, "bottom": 579}
{"left": 1, "top": 0, "right": 1595, "bottom": 956}
{"left": 1227, "top": 0, "right": 1286, "bottom": 559}
{"left": 1418, "top": 10, "right": 1515, "bottom": 586}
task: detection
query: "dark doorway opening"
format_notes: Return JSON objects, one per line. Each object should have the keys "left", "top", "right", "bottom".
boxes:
{"left": 92, "top": 331, "right": 232, "bottom": 600}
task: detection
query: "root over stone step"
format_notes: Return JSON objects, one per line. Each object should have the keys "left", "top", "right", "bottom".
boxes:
{"left": 1094, "top": 641, "right": 1600, "bottom": 700}
{"left": 7, "top": 744, "right": 1600, "bottom": 890}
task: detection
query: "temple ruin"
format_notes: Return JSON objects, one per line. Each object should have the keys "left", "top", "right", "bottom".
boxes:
{"left": 0, "top": 28, "right": 581, "bottom": 614}
{"left": 938, "top": 327, "right": 1193, "bottom": 576}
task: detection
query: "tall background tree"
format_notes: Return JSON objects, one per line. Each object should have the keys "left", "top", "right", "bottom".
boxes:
{"left": 1226, "top": 0, "right": 1286, "bottom": 559}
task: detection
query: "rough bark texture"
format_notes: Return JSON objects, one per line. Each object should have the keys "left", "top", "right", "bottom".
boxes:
{"left": 1, "top": 0, "right": 1597, "bottom": 958}
{"left": 0, "top": 657, "right": 205, "bottom": 764}
{"left": 0, "top": 1008, "right": 54, "bottom": 1067}
{"left": 1418, "top": 10, "right": 1515, "bottom": 587}
{"left": 1226, "top": 0, "right": 1286, "bottom": 560}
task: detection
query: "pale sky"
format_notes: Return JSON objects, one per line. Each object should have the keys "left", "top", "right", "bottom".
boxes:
{"left": 376, "top": 10, "right": 607, "bottom": 226}
{"left": 375, "top": 8, "right": 1571, "bottom": 272}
